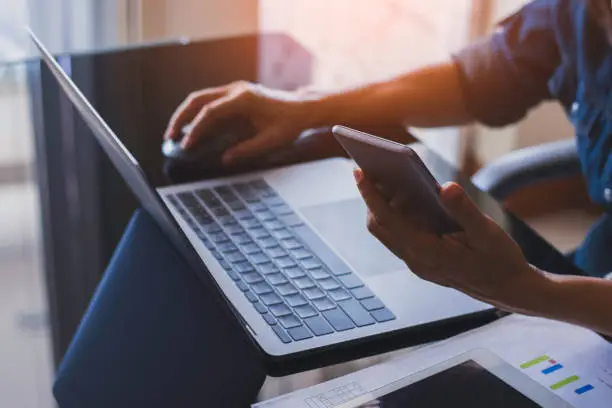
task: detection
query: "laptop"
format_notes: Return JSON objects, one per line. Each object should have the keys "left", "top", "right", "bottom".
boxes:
{"left": 29, "top": 30, "right": 493, "bottom": 360}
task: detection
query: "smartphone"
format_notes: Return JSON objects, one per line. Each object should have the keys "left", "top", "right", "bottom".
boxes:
{"left": 332, "top": 125, "right": 462, "bottom": 235}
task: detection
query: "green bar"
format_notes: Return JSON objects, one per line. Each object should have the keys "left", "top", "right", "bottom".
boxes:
{"left": 550, "top": 376, "right": 580, "bottom": 390}
{"left": 520, "top": 355, "right": 550, "bottom": 369}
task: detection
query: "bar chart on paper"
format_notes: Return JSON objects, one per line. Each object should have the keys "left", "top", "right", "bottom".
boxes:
{"left": 516, "top": 353, "right": 608, "bottom": 405}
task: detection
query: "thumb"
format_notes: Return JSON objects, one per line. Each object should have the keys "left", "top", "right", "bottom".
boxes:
{"left": 439, "top": 182, "right": 490, "bottom": 238}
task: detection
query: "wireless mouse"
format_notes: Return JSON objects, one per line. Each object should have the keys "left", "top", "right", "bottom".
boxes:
{"left": 162, "top": 118, "right": 255, "bottom": 163}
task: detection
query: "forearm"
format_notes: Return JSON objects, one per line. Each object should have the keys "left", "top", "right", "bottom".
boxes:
{"left": 304, "top": 60, "right": 474, "bottom": 129}
{"left": 516, "top": 272, "right": 612, "bottom": 337}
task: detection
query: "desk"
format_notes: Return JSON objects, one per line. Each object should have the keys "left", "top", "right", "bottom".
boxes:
{"left": 26, "top": 33, "right": 583, "bottom": 371}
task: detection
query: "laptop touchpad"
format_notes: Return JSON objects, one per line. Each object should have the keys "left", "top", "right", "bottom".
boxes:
{"left": 299, "top": 199, "right": 406, "bottom": 276}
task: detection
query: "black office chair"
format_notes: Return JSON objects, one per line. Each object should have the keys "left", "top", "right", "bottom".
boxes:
{"left": 471, "top": 139, "right": 581, "bottom": 201}
{"left": 472, "top": 139, "right": 582, "bottom": 260}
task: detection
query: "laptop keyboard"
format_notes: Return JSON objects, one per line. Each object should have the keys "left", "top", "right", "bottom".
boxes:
{"left": 168, "top": 179, "right": 396, "bottom": 343}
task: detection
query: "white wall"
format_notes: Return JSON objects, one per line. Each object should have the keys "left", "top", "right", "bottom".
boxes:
{"left": 260, "top": 0, "right": 473, "bottom": 165}
{"left": 138, "top": 0, "right": 258, "bottom": 42}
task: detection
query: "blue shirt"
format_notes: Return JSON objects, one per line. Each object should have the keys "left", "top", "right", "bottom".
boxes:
{"left": 454, "top": 0, "right": 612, "bottom": 207}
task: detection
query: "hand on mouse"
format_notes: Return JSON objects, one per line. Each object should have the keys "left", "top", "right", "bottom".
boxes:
{"left": 164, "top": 81, "right": 321, "bottom": 165}
{"left": 353, "top": 168, "right": 552, "bottom": 313}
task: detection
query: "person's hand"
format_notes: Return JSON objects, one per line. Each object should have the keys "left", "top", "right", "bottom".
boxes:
{"left": 353, "top": 168, "right": 551, "bottom": 312}
{"left": 164, "top": 81, "right": 318, "bottom": 165}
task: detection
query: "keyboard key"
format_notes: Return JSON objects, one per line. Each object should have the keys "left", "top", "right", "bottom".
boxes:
{"left": 250, "top": 202, "right": 267, "bottom": 212}
{"left": 227, "top": 252, "right": 247, "bottom": 264}
{"left": 195, "top": 188, "right": 216, "bottom": 202}
{"left": 308, "top": 268, "right": 331, "bottom": 280}
{"left": 261, "top": 293, "right": 283, "bottom": 306}
{"left": 259, "top": 237, "right": 279, "bottom": 249}
{"left": 338, "top": 274, "right": 365, "bottom": 289}
{"left": 279, "top": 213, "right": 304, "bottom": 227}
{"left": 264, "top": 220, "right": 284, "bottom": 230}
{"left": 243, "top": 272, "right": 264, "bottom": 284}
{"left": 254, "top": 302, "right": 267, "bottom": 314}
{"left": 329, "top": 288, "right": 352, "bottom": 302}
{"left": 300, "top": 258, "right": 322, "bottom": 270}
{"left": 271, "top": 325, "right": 292, "bottom": 343}
{"left": 211, "top": 250, "right": 223, "bottom": 261}
{"left": 303, "top": 287, "right": 325, "bottom": 300}
{"left": 203, "top": 223, "right": 222, "bottom": 234}
{"left": 322, "top": 308, "right": 355, "bottom": 331}
{"left": 252, "top": 282, "right": 274, "bottom": 296}
{"left": 278, "top": 314, "right": 302, "bottom": 329}
{"left": 226, "top": 269, "right": 240, "bottom": 281}
{"left": 242, "top": 243, "right": 261, "bottom": 255}
{"left": 267, "top": 247, "right": 287, "bottom": 258}
{"left": 280, "top": 238, "right": 302, "bottom": 250}
{"left": 270, "top": 303, "right": 292, "bottom": 317}
{"left": 292, "top": 224, "right": 352, "bottom": 276}
{"left": 277, "top": 257, "right": 296, "bottom": 269}
{"left": 250, "top": 252, "right": 271, "bottom": 265}
{"left": 285, "top": 294, "right": 308, "bottom": 307}
{"left": 276, "top": 283, "right": 298, "bottom": 296}
{"left": 217, "top": 215, "right": 237, "bottom": 226}
{"left": 214, "top": 185, "right": 234, "bottom": 197}
{"left": 218, "top": 242, "right": 238, "bottom": 253}
{"left": 293, "top": 305, "right": 317, "bottom": 320}
{"left": 201, "top": 239, "right": 215, "bottom": 250}
{"left": 371, "top": 308, "right": 396, "bottom": 323}
{"left": 235, "top": 209, "right": 253, "bottom": 220}
{"left": 263, "top": 196, "right": 285, "bottom": 207}
{"left": 293, "top": 276, "right": 316, "bottom": 290}
{"left": 259, "top": 263, "right": 280, "bottom": 275}
{"left": 287, "top": 326, "right": 313, "bottom": 341}
{"left": 235, "top": 262, "right": 255, "bottom": 274}
{"left": 219, "top": 260, "right": 232, "bottom": 271}
{"left": 271, "top": 229, "right": 293, "bottom": 240}
{"left": 313, "top": 297, "right": 336, "bottom": 312}
{"left": 361, "top": 297, "right": 385, "bottom": 311}
{"left": 267, "top": 273, "right": 288, "bottom": 286}
{"left": 243, "top": 218, "right": 262, "bottom": 229}
{"left": 236, "top": 281, "right": 249, "bottom": 292}
{"left": 211, "top": 232, "right": 230, "bottom": 244}
{"left": 304, "top": 315, "right": 334, "bottom": 336}
{"left": 271, "top": 204, "right": 293, "bottom": 215}
{"left": 227, "top": 200, "right": 246, "bottom": 211}
{"left": 262, "top": 313, "right": 276, "bottom": 325}
{"left": 211, "top": 206, "right": 229, "bottom": 217}
{"left": 318, "top": 278, "right": 341, "bottom": 291}
{"left": 251, "top": 228, "right": 270, "bottom": 239}
{"left": 245, "top": 291, "right": 258, "bottom": 303}
{"left": 338, "top": 299, "right": 375, "bottom": 327}
{"left": 283, "top": 266, "right": 305, "bottom": 279}
{"left": 352, "top": 287, "right": 375, "bottom": 300}
{"left": 255, "top": 211, "right": 275, "bottom": 221}
{"left": 234, "top": 233, "right": 252, "bottom": 244}
{"left": 291, "top": 249, "right": 313, "bottom": 260}
{"left": 226, "top": 225, "right": 245, "bottom": 235}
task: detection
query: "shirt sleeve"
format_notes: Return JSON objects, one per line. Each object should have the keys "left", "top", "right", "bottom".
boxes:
{"left": 453, "top": 0, "right": 562, "bottom": 127}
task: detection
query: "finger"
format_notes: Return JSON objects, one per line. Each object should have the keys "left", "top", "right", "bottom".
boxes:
{"left": 365, "top": 212, "right": 406, "bottom": 259}
{"left": 182, "top": 94, "right": 247, "bottom": 149}
{"left": 222, "top": 126, "right": 287, "bottom": 165}
{"left": 439, "top": 182, "right": 491, "bottom": 240}
{"left": 164, "top": 87, "right": 227, "bottom": 140}
{"left": 354, "top": 169, "right": 396, "bottom": 226}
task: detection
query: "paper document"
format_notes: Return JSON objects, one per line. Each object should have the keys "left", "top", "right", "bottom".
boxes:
{"left": 254, "top": 315, "right": 612, "bottom": 408}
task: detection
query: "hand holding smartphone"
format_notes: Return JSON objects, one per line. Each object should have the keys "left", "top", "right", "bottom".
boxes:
{"left": 332, "top": 125, "right": 462, "bottom": 235}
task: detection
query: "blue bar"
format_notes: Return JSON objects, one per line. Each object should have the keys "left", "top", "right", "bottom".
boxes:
{"left": 575, "top": 385, "right": 594, "bottom": 395}
{"left": 542, "top": 364, "right": 563, "bottom": 375}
